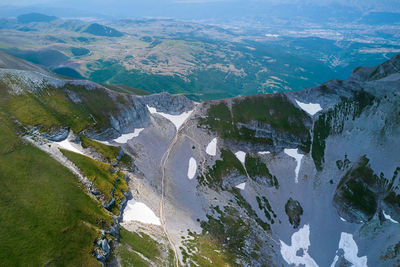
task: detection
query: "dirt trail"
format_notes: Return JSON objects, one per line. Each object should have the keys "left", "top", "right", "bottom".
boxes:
{"left": 158, "top": 106, "right": 202, "bottom": 267}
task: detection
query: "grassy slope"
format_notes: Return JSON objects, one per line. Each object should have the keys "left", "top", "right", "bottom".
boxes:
{"left": 200, "top": 95, "right": 311, "bottom": 150}
{"left": 4, "top": 82, "right": 124, "bottom": 133}
{"left": 116, "top": 227, "right": 163, "bottom": 266}
{"left": 0, "top": 63, "right": 158, "bottom": 265}
{"left": 245, "top": 154, "right": 279, "bottom": 189}
{"left": 81, "top": 135, "right": 120, "bottom": 162}
{"left": 0, "top": 122, "right": 112, "bottom": 266}
{"left": 0, "top": 77, "right": 134, "bottom": 265}
{"left": 61, "top": 150, "right": 128, "bottom": 215}
{"left": 232, "top": 94, "right": 309, "bottom": 136}
{"left": 80, "top": 136, "right": 132, "bottom": 169}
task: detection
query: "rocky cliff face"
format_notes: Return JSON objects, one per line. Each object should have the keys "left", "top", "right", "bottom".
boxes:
{"left": 1, "top": 51, "right": 400, "bottom": 266}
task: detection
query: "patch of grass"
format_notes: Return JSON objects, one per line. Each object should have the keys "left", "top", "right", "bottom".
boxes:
{"left": 61, "top": 150, "right": 128, "bottom": 215}
{"left": 232, "top": 190, "right": 270, "bottom": 231}
{"left": 63, "top": 83, "right": 124, "bottom": 132}
{"left": 8, "top": 92, "right": 62, "bottom": 131}
{"left": 257, "top": 196, "right": 277, "bottom": 224}
{"left": 181, "top": 234, "right": 236, "bottom": 267}
{"left": 200, "top": 101, "right": 274, "bottom": 145}
{"left": 0, "top": 141, "right": 112, "bottom": 266}
{"left": 200, "top": 95, "right": 312, "bottom": 150}
{"left": 245, "top": 154, "right": 279, "bottom": 189}
{"left": 81, "top": 135, "right": 120, "bottom": 163}
{"left": 199, "top": 206, "right": 250, "bottom": 262}
{"left": 118, "top": 227, "right": 161, "bottom": 263}
{"left": 189, "top": 203, "right": 270, "bottom": 265}
{"left": 5, "top": 82, "right": 130, "bottom": 134}
{"left": 0, "top": 112, "right": 21, "bottom": 154}
{"left": 199, "top": 149, "right": 246, "bottom": 188}
{"left": 118, "top": 246, "right": 149, "bottom": 267}
{"left": 232, "top": 94, "right": 310, "bottom": 136}
{"left": 119, "top": 153, "right": 133, "bottom": 169}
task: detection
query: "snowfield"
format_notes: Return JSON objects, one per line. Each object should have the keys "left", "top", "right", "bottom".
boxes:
{"left": 383, "top": 210, "right": 399, "bottom": 224}
{"left": 235, "top": 151, "right": 246, "bottom": 164}
{"left": 258, "top": 151, "right": 271, "bottom": 155}
{"left": 147, "top": 105, "right": 193, "bottom": 130}
{"left": 295, "top": 99, "right": 322, "bottom": 116}
{"left": 113, "top": 128, "right": 144, "bottom": 143}
{"left": 187, "top": 157, "right": 197, "bottom": 179}
{"left": 280, "top": 224, "right": 318, "bottom": 267}
{"left": 206, "top": 137, "right": 217, "bottom": 156}
{"left": 235, "top": 182, "right": 246, "bottom": 190}
{"left": 57, "top": 139, "right": 84, "bottom": 155}
{"left": 331, "top": 232, "right": 367, "bottom": 267}
{"left": 123, "top": 199, "right": 161, "bottom": 226}
{"left": 284, "top": 148, "right": 304, "bottom": 183}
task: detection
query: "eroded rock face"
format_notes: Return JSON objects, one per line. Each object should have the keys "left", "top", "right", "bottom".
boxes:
{"left": 86, "top": 92, "right": 194, "bottom": 141}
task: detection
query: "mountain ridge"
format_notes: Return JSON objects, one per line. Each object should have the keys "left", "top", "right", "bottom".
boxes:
{"left": 0, "top": 51, "right": 399, "bottom": 266}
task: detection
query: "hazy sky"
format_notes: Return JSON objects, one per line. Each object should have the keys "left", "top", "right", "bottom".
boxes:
{"left": 1, "top": 0, "right": 400, "bottom": 20}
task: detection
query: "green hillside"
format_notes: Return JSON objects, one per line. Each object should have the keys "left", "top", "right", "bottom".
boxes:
{"left": 0, "top": 54, "right": 139, "bottom": 266}
{"left": 0, "top": 114, "right": 111, "bottom": 266}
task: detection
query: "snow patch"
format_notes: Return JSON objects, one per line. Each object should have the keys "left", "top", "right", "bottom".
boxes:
{"left": 187, "top": 157, "right": 197, "bottom": 180}
{"left": 123, "top": 199, "right": 161, "bottom": 226}
{"left": 330, "top": 233, "right": 367, "bottom": 267}
{"left": 235, "top": 182, "right": 246, "bottom": 190}
{"left": 295, "top": 99, "right": 322, "bottom": 116}
{"left": 235, "top": 151, "right": 246, "bottom": 164}
{"left": 383, "top": 210, "right": 399, "bottom": 224}
{"left": 57, "top": 139, "right": 84, "bottom": 155}
{"left": 258, "top": 151, "right": 270, "bottom": 155}
{"left": 280, "top": 224, "right": 318, "bottom": 267}
{"left": 340, "top": 217, "right": 347, "bottom": 222}
{"left": 113, "top": 128, "right": 144, "bottom": 143}
{"left": 147, "top": 105, "right": 193, "bottom": 130}
{"left": 206, "top": 138, "right": 217, "bottom": 156}
{"left": 284, "top": 148, "right": 304, "bottom": 183}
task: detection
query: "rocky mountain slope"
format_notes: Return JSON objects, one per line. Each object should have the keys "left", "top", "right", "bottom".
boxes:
{"left": 0, "top": 51, "right": 399, "bottom": 266}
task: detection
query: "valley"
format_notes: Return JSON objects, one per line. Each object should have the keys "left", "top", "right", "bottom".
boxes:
{"left": 0, "top": 13, "right": 399, "bottom": 100}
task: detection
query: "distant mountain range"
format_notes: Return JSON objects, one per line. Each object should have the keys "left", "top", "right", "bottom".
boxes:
{"left": 1, "top": 2, "right": 400, "bottom": 22}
